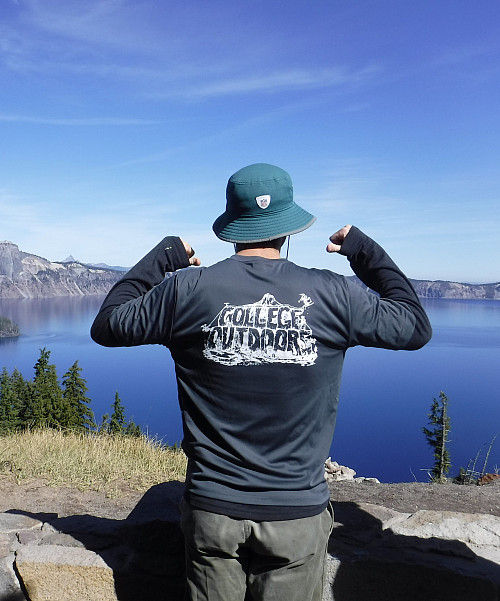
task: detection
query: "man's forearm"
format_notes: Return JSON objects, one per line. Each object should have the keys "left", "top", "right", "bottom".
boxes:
{"left": 340, "top": 226, "right": 432, "bottom": 349}
{"left": 90, "top": 236, "right": 189, "bottom": 347}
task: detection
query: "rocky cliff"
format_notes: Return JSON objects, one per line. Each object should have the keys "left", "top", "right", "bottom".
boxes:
{"left": 1, "top": 240, "right": 498, "bottom": 300}
{"left": 0, "top": 241, "right": 122, "bottom": 299}
{"left": 349, "top": 274, "right": 500, "bottom": 301}
{"left": 411, "top": 278, "right": 500, "bottom": 300}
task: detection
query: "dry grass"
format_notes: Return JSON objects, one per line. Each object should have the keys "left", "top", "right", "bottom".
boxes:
{"left": 0, "top": 428, "right": 187, "bottom": 496}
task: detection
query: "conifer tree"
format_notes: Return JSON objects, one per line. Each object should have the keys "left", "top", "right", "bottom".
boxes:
{"left": 108, "top": 392, "right": 126, "bottom": 434}
{"left": 0, "top": 368, "right": 18, "bottom": 433}
{"left": 422, "top": 391, "right": 451, "bottom": 481}
{"left": 10, "top": 368, "right": 29, "bottom": 403}
{"left": 10, "top": 368, "right": 33, "bottom": 428}
{"left": 28, "top": 348, "right": 65, "bottom": 428}
{"left": 99, "top": 413, "right": 110, "bottom": 433}
{"left": 2, "top": 348, "right": 138, "bottom": 437}
{"left": 62, "top": 361, "right": 95, "bottom": 431}
{"left": 125, "top": 419, "right": 142, "bottom": 437}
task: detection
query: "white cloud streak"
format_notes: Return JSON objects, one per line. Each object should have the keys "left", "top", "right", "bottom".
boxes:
{"left": 17, "top": 0, "right": 138, "bottom": 49}
{"left": 0, "top": 114, "right": 160, "bottom": 126}
{"left": 1, "top": 1, "right": 382, "bottom": 102}
{"left": 182, "top": 64, "right": 381, "bottom": 99}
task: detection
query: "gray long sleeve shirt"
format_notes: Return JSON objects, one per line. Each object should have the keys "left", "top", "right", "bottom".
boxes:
{"left": 91, "top": 226, "right": 432, "bottom": 519}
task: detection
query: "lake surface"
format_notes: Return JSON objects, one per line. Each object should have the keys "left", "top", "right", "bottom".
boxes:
{"left": 1, "top": 295, "right": 499, "bottom": 483}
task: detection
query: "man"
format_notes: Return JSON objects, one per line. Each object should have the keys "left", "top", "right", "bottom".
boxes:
{"left": 91, "top": 163, "right": 432, "bottom": 601}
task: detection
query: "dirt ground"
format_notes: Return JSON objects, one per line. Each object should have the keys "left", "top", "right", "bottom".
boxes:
{"left": 328, "top": 479, "right": 500, "bottom": 516}
{"left": 1, "top": 475, "right": 500, "bottom": 519}
{"left": 0, "top": 476, "right": 144, "bottom": 519}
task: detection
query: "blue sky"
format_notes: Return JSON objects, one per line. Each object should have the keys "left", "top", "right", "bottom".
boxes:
{"left": 1, "top": 0, "right": 499, "bottom": 283}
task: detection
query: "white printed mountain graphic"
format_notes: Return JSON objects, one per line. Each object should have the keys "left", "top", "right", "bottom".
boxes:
{"left": 202, "top": 293, "right": 317, "bottom": 367}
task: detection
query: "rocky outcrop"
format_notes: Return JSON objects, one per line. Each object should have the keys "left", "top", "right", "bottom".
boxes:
{"left": 411, "top": 279, "right": 500, "bottom": 301}
{"left": 324, "top": 458, "right": 380, "bottom": 484}
{"left": 348, "top": 275, "right": 500, "bottom": 301}
{"left": 0, "top": 241, "right": 122, "bottom": 298}
{"left": 2, "top": 481, "right": 500, "bottom": 601}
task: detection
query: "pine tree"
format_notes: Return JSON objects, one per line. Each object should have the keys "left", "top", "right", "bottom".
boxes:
{"left": 62, "top": 361, "right": 95, "bottom": 431}
{"left": 2, "top": 348, "right": 137, "bottom": 437}
{"left": 99, "top": 413, "right": 110, "bottom": 433}
{"left": 0, "top": 368, "right": 18, "bottom": 433}
{"left": 11, "top": 368, "right": 30, "bottom": 426}
{"left": 28, "top": 348, "right": 65, "bottom": 428}
{"left": 125, "top": 419, "right": 142, "bottom": 437}
{"left": 422, "top": 391, "right": 451, "bottom": 482}
{"left": 108, "top": 392, "right": 126, "bottom": 434}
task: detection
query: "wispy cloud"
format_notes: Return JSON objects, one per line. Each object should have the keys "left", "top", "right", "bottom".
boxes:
{"left": 1, "top": 0, "right": 169, "bottom": 78}
{"left": 339, "top": 102, "right": 371, "bottom": 114}
{"left": 18, "top": 0, "right": 137, "bottom": 49}
{"left": 183, "top": 64, "right": 381, "bottom": 99}
{"left": 111, "top": 94, "right": 372, "bottom": 169}
{"left": 426, "top": 40, "right": 500, "bottom": 85}
{"left": 3, "top": 52, "right": 381, "bottom": 102}
{"left": 2, "top": 0, "right": 382, "bottom": 101}
{"left": 0, "top": 114, "right": 160, "bottom": 126}
{"left": 432, "top": 40, "right": 500, "bottom": 68}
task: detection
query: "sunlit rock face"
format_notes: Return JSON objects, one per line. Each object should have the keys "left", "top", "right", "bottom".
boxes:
{"left": 0, "top": 241, "right": 122, "bottom": 299}
{"left": 411, "top": 279, "right": 500, "bottom": 300}
{"left": 349, "top": 274, "right": 500, "bottom": 300}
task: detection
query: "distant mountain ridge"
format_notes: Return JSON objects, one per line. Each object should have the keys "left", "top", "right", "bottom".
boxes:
{"left": 349, "top": 275, "right": 500, "bottom": 301}
{"left": 0, "top": 241, "right": 123, "bottom": 299}
{"left": 410, "top": 278, "right": 500, "bottom": 301}
{"left": 0, "top": 240, "right": 498, "bottom": 300}
{"left": 87, "top": 262, "right": 129, "bottom": 272}
{"left": 62, "top": 255, "right": 129, "bottom": 272}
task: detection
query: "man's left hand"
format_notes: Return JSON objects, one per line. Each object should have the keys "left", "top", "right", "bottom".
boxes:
{"left": 181, "top": 239, "right": 201, "bottom": 266}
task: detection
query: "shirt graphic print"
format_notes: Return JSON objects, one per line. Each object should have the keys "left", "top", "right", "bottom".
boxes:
{"left": 202, "top": 293, "right": 318, "bottom": 366}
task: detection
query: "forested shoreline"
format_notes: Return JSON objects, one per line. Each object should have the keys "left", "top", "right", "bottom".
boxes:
{"left": 0, "top": 348, "right": 140, "bottom": 436}
{"left": 0, "top": 316, "right": 19, "bottom": 338}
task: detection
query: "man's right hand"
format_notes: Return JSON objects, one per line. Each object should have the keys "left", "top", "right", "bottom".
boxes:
{"left": 326, "top": 225, "right": 352, "bottom": 253}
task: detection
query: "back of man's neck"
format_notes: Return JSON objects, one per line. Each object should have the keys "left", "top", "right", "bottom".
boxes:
{"left": 236, "top": 248, "right": 281, "bottom": 259}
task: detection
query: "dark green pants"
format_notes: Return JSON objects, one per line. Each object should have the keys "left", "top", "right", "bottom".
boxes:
{"left": 180, "top": 500, "right": 333, "bottom": 601}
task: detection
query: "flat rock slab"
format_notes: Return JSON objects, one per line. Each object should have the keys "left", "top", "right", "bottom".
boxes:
{"left": 0, "top": 513, "right": 42, "bottom": 534}
{"left": 15, "top": 544, "right": 117, "bottom": 601}
{"left": 386, "top": 509, "right": 500, "bottom": 541}
{"left": 385, "top": 509, "right": 500, "bottom": 562}
{"left": 325, "top": 502, "right": 500, "bottom": 601}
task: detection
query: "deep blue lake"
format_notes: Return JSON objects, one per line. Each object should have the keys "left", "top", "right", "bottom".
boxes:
{"left": 1, "top": 295, "right": 499, "bottom": 483}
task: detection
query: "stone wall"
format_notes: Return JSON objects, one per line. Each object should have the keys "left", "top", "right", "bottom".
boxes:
{"left": 2, "top": 481, "right": 500, "bottom": 600}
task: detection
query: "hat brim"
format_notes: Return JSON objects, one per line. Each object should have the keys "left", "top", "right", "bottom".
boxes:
{"left": 213, "top": 204, "right": 316, "bottom": 243}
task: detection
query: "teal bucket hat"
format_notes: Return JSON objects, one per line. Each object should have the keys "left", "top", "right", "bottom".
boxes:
{"left": 213, "top": 163, "right": 316, "bottom": 243}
